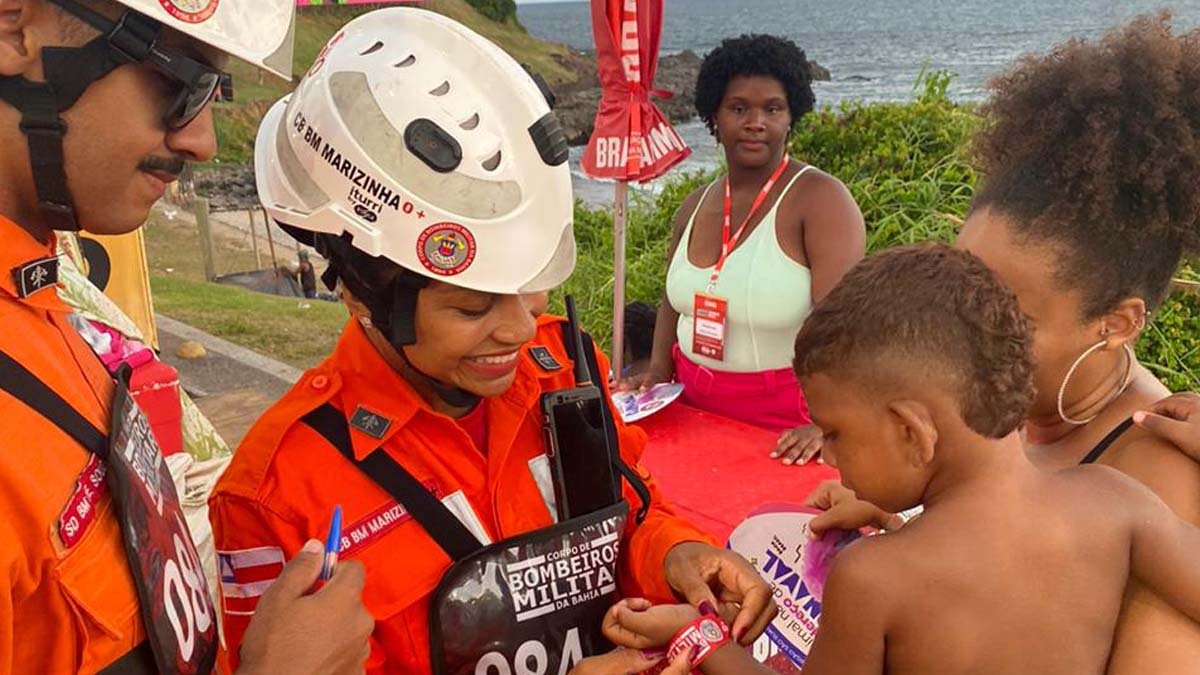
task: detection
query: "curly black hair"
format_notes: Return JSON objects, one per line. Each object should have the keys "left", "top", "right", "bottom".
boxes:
{"left": 695, "top": 34, "right": 816, "bottom": 137}
{"left": 794, "top": 244, "right": 1034, "bottom": 439}
{"left": 623, "top": 301, "right": 657, "bottom": 362}
{"left": 971, "top": 13, "right": 1200, "bottom": 318}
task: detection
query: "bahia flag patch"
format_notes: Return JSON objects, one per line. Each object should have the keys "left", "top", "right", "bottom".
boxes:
{"left": 217, "top": 546, "right": 285, "bottom": 616}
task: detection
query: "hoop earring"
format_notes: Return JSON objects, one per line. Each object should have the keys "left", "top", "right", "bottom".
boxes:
{"left": 1057, "top": 341, "right": 1136, "bottom": 425}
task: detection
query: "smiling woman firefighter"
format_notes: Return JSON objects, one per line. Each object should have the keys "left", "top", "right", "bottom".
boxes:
{"left": 208, "top": 8, "right": 775, "bottom": 674}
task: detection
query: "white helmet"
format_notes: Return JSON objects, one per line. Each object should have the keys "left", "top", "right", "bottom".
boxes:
{"left": 255, "top": 7, "right": 575, "bottom": 295}
{"left": 108, "top": 0, "right": 295, "bottom": 79}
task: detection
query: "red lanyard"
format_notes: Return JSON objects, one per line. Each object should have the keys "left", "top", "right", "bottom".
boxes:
{"left": 707, "top": 156, "right": 791, "bottom": 290}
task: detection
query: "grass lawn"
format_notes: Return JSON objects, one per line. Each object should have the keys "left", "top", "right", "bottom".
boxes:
{"left": 143, "top": 212, "right": 347, "bottom": 369}
{"left": 151, "top": 275, "right": 347, "bottom": 368}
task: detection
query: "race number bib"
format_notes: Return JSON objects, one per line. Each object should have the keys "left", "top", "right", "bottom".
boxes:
{"left": 107, "top": 370, "right": 217, "bottom": 675}
{"left": 431, "top": 502, "right": 628, "bottom": 675}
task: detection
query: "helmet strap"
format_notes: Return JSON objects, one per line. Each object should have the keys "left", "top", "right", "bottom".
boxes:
{"left": 0, "top": 10, "right": 156, "bottom": 234}
{"left": 380, "top": 279, "right": 482, "bottom": 410}
{"left": 316, "top": 236, "right": 483, "bottom": 410}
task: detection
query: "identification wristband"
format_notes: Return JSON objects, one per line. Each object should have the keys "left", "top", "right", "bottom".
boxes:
{"left": 646, "top": 615, "right": 732, "bottom": 673}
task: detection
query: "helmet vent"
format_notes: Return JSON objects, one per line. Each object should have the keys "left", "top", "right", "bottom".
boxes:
{"left": 395, "top": 55, "right": 416, "bottom": 68}
{"left": 360, "top": 41, "right": 384, "bottom": 56}
{"left": 430, "top": 81, "right": 451, "bottom": 96}
{"left": 482, "top": 151, "right": 502, "bottom": 172}
{"left": 460, "top": 113, "right": 480, "bottom": 130}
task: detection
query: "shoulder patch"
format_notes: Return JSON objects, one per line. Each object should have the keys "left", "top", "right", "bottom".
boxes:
{"left": 349, "top": 405, "right": 392, "bottom": 439}
{"left": 528, "top": 345, "right": 563, "bottom": 372}
{"left": 12, "top": 257, "right": 59, "bottom": 298}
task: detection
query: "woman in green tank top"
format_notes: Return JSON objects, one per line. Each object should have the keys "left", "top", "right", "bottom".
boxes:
{"left": 618, "top": 35, "right": 864, "bottom": 454}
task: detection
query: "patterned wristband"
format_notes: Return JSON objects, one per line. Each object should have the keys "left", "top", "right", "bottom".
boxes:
{"left": 646, "top": 614, "right": 732, "bottom": 673}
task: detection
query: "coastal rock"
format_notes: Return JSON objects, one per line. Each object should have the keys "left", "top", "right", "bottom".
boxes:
{"left": 808, "top": 60, "right": 831, "bottom": 81}
{"left": 193, "top": 164, "right": 258, "bottom": 212}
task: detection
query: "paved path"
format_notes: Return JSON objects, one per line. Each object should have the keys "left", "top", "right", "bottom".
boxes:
{"left": 156, "top": 313, "right": 298, "bottom": 448}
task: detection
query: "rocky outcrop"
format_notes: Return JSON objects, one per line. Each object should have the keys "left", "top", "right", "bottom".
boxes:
{"left": 193, "top": 165, "right": 258, "bottom": 213}
{"left": 808, "top": 60, "right": 831, "bottom": 81}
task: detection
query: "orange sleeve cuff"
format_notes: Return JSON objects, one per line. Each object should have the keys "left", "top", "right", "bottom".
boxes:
{"left": 622, "top": 506, "right": 716, "bottom": 603}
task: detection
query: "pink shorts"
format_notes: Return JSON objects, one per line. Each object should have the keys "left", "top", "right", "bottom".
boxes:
{"left": 671, "top": 344, "right": 811, "bottom": 434}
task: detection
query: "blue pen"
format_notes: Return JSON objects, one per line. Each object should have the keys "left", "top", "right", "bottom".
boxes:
{"left": 320, "top": 505, "right": 343, "bottom": 581}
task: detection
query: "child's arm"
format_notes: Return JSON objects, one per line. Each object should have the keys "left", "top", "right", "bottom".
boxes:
{"left": 1121, "top": 468, "right": 1200, "bottom": 622}
{"left": 679, "top": 542, "right": 892, "bottom": 675}
{"left": 796, "top": 542, "right": 889, "bottom": 675}
{"left": 603, "top": 600, "right": 774, "bottom": 674}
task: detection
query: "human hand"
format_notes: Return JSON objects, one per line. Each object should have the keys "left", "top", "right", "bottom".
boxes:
{"left": 567, "top": 646, "right": 696, "bottom": 675}
{"left": 804, "top": 481, "right": 904, "bottom": 538}
{"left": 602, "top": 598, "right": 700, "bottom": 649}
{"left": 615, "top": 363, "right": 673, "bottom": 392}
{"left": 237, "top": 540, "right": 375, "bottom": 675}
{"left": 662, "top": 542, "right": 776, "bottom": 645}
{"left": 1134, "top": 393, "right": 1200, "bottom": 460}
{"left": 770, "top": 425, "right": 824, "bottom": 465}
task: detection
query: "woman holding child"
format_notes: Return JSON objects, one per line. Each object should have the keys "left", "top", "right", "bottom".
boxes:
{"left": 804, "top": 15, "right": 1200, "bottom": 673}
{"left": 620, "top": 34, "right": 865, "bottom": 450}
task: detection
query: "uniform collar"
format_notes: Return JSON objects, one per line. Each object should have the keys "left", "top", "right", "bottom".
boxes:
{"left": 0, "top": 214, "right": 67, "bottom": 312}
{"left": 329, "top": 320, "right": 542, "bottom": 461}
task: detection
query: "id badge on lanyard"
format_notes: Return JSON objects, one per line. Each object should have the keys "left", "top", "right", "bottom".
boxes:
{"left": 107, "top": 367, "right": 218, "bottom": 675}
{"left": 692, "top": 292, "right": 729, "bottom": 361}
{"left": 692, "top": 156, "right": 790, "bottom": 362}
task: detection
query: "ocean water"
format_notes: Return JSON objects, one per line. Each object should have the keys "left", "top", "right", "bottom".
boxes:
{"left": 518, "top": 0, "right": 1200, "bottom": 205}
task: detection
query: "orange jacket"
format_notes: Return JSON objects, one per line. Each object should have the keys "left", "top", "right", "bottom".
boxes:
{"left": 210, "top": 315, "right": 713, "bottom": 673}
{"left": 0, "top": 215, "right": 148, "bottom": 674}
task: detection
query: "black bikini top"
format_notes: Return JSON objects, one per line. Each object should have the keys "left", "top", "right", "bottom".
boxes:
{"left": 1078, "top": 417, "right": 1135, "bottom": 465}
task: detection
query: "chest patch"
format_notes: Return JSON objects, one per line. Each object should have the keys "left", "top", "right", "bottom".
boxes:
{"left": 528, "top": 346, "right": 563, "bottom": 372}
{"left": 58, "top": 454, "right": 108, "bottom": 549}
{"left": 13, "top": 256, "right": 59, "bottom": 298}
{"left": 349, "top": 406, "right": 393, "bottom": 439}
{"left": 339, "top": 481, "right": 443, "bottom": 558}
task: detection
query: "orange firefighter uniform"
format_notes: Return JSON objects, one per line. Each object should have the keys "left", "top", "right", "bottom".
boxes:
{"left": 210, "top": 314, "right": 714, "bottom": 672}
{"left": 0, "top": 215, "right": 150, "bottom": 674}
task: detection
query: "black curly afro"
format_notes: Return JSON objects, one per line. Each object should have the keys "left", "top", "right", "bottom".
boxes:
{"left": 695, "top": 34, "right": 816, "bottom": 137}
{"left": 971, "top": 13, "right": 1200, "bottom": 317}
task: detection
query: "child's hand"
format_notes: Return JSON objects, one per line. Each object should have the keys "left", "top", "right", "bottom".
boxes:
{"left": 567, "top": 647, "right": 697, "bottom": 675}
{"left": 771, "top": 424, "right": 824, "bottom": 465}
{"left": 603, "top": 599, "right": 701, "bottom": 649}
{"left": 805, "top": 480, "right": 905, "bottom": 537}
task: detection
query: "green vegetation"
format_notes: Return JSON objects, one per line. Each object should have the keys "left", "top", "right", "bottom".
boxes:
{"left": 464, "top": 0, "right": 519, "bottom": 24}
{"left": 559, "top": 72, "right": 1200, "bottom": 391}
{"left": 212, "top": 1, "right": 579, "bottom": 164}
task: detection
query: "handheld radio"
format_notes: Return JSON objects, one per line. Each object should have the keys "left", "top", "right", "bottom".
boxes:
{"left": 540, "top": 297, "right": 622, "bottom": 521}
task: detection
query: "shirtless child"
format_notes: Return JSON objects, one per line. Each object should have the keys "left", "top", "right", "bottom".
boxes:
{"left": 602, "top": 244, "right": 1200, "bottom": 674}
